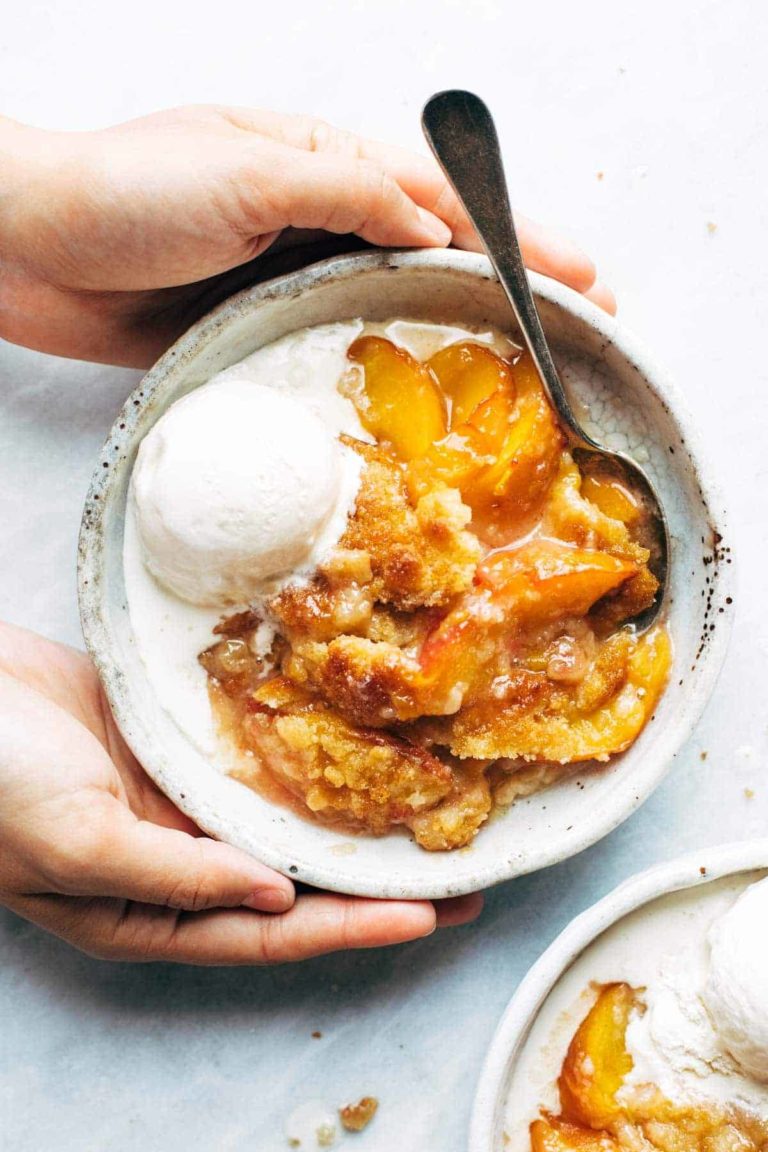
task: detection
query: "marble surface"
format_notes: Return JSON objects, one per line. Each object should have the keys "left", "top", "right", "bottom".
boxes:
{"left": 2, "top": 1, "right": 768, "bottom": 1148}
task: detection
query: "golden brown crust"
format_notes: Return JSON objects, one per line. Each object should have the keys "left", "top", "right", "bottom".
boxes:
{"left": 242, "top": 677, "right": 452, "bottom": 834}
{"left": 590, "top": 566, "right": 659, "bottom": 636}
{"left": 291, "top": 634, "right": 419, "bottom": 727}
{"left": 337, "top": 439, "right": 481, "bottom": 610}
{"left": 406, "top": 761, "right": 492, "bottom": 850}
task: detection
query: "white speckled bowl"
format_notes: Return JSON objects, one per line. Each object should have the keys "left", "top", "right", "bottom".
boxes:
{"left": 469, "top": 840, "right": 768, "bottom": 1150}
{"left": 78, "top": 249, "right": 733, "bottom": 900}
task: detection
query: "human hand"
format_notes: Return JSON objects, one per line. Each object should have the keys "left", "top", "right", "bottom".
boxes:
{"left": 0, "top": 106, "right": 614, "bottom": 367}
{"left": 0, "top": 622, "right": 481, "bottom": 964}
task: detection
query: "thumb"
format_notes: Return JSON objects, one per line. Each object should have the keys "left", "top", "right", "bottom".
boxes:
{"left": 50, "top": 801, "right": 296, "bottom": 914}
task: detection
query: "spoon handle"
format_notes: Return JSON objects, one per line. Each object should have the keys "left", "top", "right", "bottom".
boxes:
{"left": 422, "top": 89, "right": 590, "bottom": 447}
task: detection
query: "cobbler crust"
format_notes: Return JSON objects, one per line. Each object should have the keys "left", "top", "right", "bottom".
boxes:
{"left": 200, "top": 343, "right": 670, "bottom": 851}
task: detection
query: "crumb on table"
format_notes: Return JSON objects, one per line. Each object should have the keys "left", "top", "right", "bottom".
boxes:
{"left": 316, "top": 1121, "right": 336, "bottom": 1147}
{"left": 339, "top": 1096, "right": 379, "bottom": 1133}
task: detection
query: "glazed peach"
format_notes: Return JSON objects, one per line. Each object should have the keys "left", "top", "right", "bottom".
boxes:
{"left": 580, "top": 473, "right": 642, "bottom": 526}
{"left": 440, "top": 626, "right": 670, "bottom": 764}
{"left": 405, "top": 342, "right": 518, "bottom": 503}
{"left": 476, "top": 540, "right": 638, "bottom": 624}
{"left": 428, "top": 340, "right": 515, "bottom": 424}
{"left": 558, "top": 983, "right": 636, "bottom": 1128}
{"left": 470, "top": 352, "right": 564, "bottom": 515}
{"left": 347, "top": 335, "right": 446, "bottom": 459}
{"left": 408, "top": 541, "right": 640, "bottom": 718}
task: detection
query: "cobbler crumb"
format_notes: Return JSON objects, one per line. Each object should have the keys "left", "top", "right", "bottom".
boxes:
{"left": 339, "top": 1097, "right": 379, "bottom": 1133}
{"left": 316, "top": 1122, "right": 336, "bottom": 1147}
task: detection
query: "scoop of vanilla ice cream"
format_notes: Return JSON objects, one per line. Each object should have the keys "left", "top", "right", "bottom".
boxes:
{"left": 133, "top": 378, "right": 349, "bottom": 606}
{"left": 703, "top": 876, "right": 768, "bottom": 1082}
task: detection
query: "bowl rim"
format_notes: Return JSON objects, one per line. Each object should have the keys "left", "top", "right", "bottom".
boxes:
{"left": 468, "top": 837, "right": 768, "bottom": 1150}
{"left": 78, "top": 247, "right": 736, "bottom": 898}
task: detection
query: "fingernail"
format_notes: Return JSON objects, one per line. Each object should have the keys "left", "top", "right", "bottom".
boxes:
{"left": 414, "top": 905, "right": 438, "bottom": 938}
{"left": 243, "top": 886, "right": 295, "bottom": 913}
{"left": 416, "top": 207, "right": 452, "bottom": 246}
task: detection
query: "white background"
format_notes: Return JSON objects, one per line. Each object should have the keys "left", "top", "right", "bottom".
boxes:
{"left": 2, "top": 2, "right": 767, "bottom": 1149}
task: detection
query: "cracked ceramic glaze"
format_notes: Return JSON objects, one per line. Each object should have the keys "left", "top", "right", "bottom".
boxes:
{"left": 469, "top": 840, "right": 768, "bottom": 1151}
{"left": 77, "top": 249, "right": 734, "bottom": 900}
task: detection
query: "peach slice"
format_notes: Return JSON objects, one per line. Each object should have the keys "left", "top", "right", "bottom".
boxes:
{"left": 535, "top": 983, "right": 768, "bottom": 1150}
{"left": 558, "top": 983, "right": 636, "bottom": 1129}
{"left": 477, "top": 539, "right": 638, "bottom": 625}
{"left": 580, "top": 474, "right": 642, "bottom": 525}
{"left": 470, "top": 351, "right": 565, "bottom": 513}
{"left": 427, "top": 340, "right": 515, "bottom": 425}
{"left": 445, "top": 625, "right": 670, "bottom": 762}
{"left": 565, "top": 626, "right": 671, "bottom": 760}
{"left": 406, "top": 425, "right": 493, "bottom": 500}
{"left": 411, "top": 540, "right": 636, "bottom": 714}
{"left": 415, "top": 607, "right": 488, "bottom": 712}
{"left": 406, "top": 386, "right": 515, "bottom": 501}
{"left": 348, "top": 336, "right": 447, "bottom": 460}
{"left": 400, "top": 345, "right": 563, "bottom": 517}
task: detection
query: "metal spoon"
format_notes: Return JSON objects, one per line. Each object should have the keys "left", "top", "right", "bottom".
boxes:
{"left": 422, "top": 89, "right": 668, "bottom": 629}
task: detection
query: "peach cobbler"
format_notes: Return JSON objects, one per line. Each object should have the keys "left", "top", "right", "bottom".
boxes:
{"left": 198, "top": 329, "right": 671, "bottom": 850}
{"left": 531, "top": 982, "right": 768, "bottom": 1151}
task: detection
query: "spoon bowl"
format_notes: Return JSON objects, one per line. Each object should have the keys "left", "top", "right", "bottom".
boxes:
{"left": 422, "top": 89, "right": 669, "bottom": 628}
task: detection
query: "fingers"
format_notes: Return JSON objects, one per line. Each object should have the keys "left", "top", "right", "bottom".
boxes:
{"left": 434, "top": 891, "right": 484, "bottom": 927}
{"left": 227, "top": 109, "right": 470, "bottom": 241}
{"left": 42, "top": 799, "right": 295, "bottom": 914}
{"left": 354, "top": 144, "right": 600, "bottom": 298}
{"left": 230, "top": 107, "right": 481, "bottom": 249}
{"left": 233, "top": 894, "right": 438, "bottom": 963}
{"left": 245, "top": 142, "right": 451, "bottom": 249}
{"left": 226, "top": 110, "right": 601, "bottom": 298}
{"left": 7, "top": 884, "right": 484, "bottom": 965}
{"left": 584, "top": 279, "right": 617, "bottom": 315}
{"left": 510, "top": 213, "right": 597, "bottom": 294}
{"left": 9, "top": 891, "right": 439, "bottom": 965}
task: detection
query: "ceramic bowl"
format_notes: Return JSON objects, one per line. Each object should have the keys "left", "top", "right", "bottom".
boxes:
{"left": 78, "top": 248, "right": 733, "bottom": 900}
{"left": 469, "top": 839, "right": 768, "bottom": 1149}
